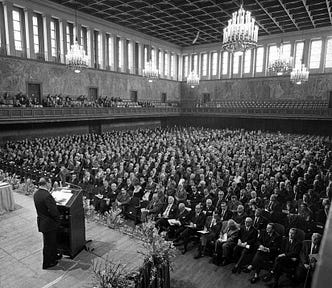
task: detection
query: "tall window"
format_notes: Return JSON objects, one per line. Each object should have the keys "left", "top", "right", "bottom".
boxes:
{"left": 66, "top": 23, "right": 73, "bottom": 52}
{"left": 244, "top": 49, "right": 251, "bottom": 73}
{"left": 164, "top": 52, "right": 169, "bottom": 76}
{"left": 183, "top": 55, "right": 189, "bottom": 77}
{"left": 325, "top": 38, "right": 332, "bottom": 68}
{"left": 80, "top": 26, "right": 88, "bottom": 55}
{"left": 294, "top": 41, "right": 304, "bottom": 67}
{"left": 50, "top": 19, "right": 57, "bottom": 57}
{"left": 151, "top": 47, "right": 156, "bottom": 68}
{"left": 255, "top": 47, "right": 264, "bottom": 72}
{"left": 211, "top": 52, "right": 218, "bottom": 76}
{"left": 268, "top": 45, "right": 278, "bottom": 65}
{"left": 107, "top": 35, "right": 114, "bottom": 68}
{"left": 233, "top": 51, "right": 242, "bottom": 74}
{"left": 193, "top": 54, "right": 198, "bottom": 73}
{"left": 128, "top": 41, "right": 133, "bottom": 70}
{"left": 118, "top": 37, "right": 123, "bottom": 69}
{"left": 201, "top": 53, "right": 208, "bottom": 76}
{"left": 144, "top": 46, "right": 148, "bottom": 68}
{"left": 309, "top": 39, "right": 322, "bottom": 69}
{"left": 12, "top": 9, "right": 23, "bottom": 51}
{"left": 98, "top": 32, "right": 102, "bottom": 65}
{"left": 222, "top": 51, "right": 228, "bottom": 75}
{"left": 171, "top": 54, "right": 175, "bottom": 77}
{"left": 158, "top": 50, "right": 163, "bottom": 74}
{"left": 32, "top": 15, "right": 39, "bottom": 53}
{"left": 281, "top": 43, "right": 291, "bottom": 59}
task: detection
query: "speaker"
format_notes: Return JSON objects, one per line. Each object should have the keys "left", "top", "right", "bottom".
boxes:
{"left": 329, "top": 91, "right": 332, "bottom": 108}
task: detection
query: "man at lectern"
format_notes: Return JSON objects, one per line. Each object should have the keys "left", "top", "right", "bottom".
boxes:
{"left": 33, "top": 178, "right": 61, "bottom": 269}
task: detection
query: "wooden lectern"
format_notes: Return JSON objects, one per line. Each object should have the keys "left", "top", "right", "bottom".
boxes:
{"left": 53, "top": 188, "right": 86, "bottom": 258}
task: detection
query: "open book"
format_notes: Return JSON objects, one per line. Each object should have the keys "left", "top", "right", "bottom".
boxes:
{"left": 168, "top": 219, "right": 181, "bottom": 226}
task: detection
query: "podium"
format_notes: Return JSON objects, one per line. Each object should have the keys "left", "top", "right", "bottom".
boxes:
{"left": 52, "top": 187, "right": 86, "bottom": 258}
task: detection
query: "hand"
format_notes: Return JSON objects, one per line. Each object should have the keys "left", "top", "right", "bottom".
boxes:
{"left": 278, "top": 253, "right": 286, "bottom": 258}
{"left": 304, "top": 264, "right": 310, "bottom": 269}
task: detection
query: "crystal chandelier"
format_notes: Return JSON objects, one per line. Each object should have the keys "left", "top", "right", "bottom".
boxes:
{"left": 143, "top": 60, "right": 159, "bottom": 83}
{"left": 290, "top": 64, "right": 309, "bottom": 85}
{"left": 268, "top": 44, "right": 293, "bottom": 76}
{"left": 65, "top": 6, "right": 88, "bottom": 73}
{"left": 222, "top": 5, "right": 259, "bottom": 53}
{"left": 66, "top": 40, "right": 89, "bottom": 73}
{"left": 187, "top": 70, "right": 200, "bottom": 88}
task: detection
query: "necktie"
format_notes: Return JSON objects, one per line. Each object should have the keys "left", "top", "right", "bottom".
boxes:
{"left": 312, "top": 244, "right": 317, "bottom": 254}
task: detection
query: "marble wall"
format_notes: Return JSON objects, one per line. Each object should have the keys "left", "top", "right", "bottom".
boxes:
{"left": 181, "top": 74, "right": 332, "bottom": 103}
{"left": 0, "top": 56, "right": 181, "bottom": 101}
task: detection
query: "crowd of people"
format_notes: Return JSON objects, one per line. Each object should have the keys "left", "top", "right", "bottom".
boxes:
{"left": 0, "top": 92, "right": 177, "bottom": 108}
{"left": 1, "top": 126, "right": 332, "bottom": 287}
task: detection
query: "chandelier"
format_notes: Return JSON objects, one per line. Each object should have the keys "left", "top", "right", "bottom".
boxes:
{"left": 187, "top": 70, "right": 200, "bottom": 88}
{"left": 65, "top": 5, "right": 88, "bottom": 73}
{"left": 222, "top": 5, "right": 259, "bottom": 53}
{"left": 290, "top": 64, "right": 309, "bottom": 85}
{"left": 66, "top": 40, "right": 89, "bottom": 73}
{"left": 143, "top": 60, "right": 159, "bottom": 83}
{"left": 268, "top": 44, "right": 293, "bottom": 76}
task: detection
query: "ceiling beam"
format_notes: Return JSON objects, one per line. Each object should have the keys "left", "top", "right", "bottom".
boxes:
{"left": 253, "top": 0, "right": 285, "bottom": 33}
{"left": 231, "top": 1, "right": 271, "bottom": 35}
{"left": 277, "top": 0, "right": 300, "bottom": 30}
{"left": 326, "top": 0, "right": 332, "bottom": 25}
{"left": 301, "top": 0, "right": 316, "bottom": 28}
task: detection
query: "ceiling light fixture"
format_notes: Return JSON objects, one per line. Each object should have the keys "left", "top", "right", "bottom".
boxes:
{"left": 290, "top": 63, "right": 309, "bottom": 85}
{"left": 187, "top": 31, "right": 200, "bottom": 88}
{"left": 222, "top": 4, "right": 259, "bottom": 53}
{"left": 143, "top": 41, "right": 159, "bottom": 82}
{"left": 65, "top": 4, "right": 89, "bottom": 73}
{"left": 268, "top": 42, "right": 293, "bottom": 76}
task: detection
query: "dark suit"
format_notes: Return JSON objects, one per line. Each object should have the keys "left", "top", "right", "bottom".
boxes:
{"left": 214, "top": 226, "right": 239, "bottom": 263}
{"left": 155, "top": 203, "right": 178, "bottom": 232}
{"left": 273, "top": 238, "right": 303, "bottom": 283}
{"left": 33, "top": 187, "right": 60, "bottom": 268}
{"left": 233, "top": 226, "right": 258, "bottom": 268}
{"left": 251, "top": 230, "right": 282, "bottom": 274}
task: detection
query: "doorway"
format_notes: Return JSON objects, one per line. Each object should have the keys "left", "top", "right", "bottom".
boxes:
{"left": 130, "top": 90, "right": 138, "bottom": 102}
{"left": 26, "top": 82, "right": 42, "bottom": 104}
{"left": 161, "top": 93, "right": 167, "bottom": 103}
{"left": 88, "top": 87, "right": 98, "bottom": 101}
{"left": 202, "top": 93, "right": 211, "bottom": 104}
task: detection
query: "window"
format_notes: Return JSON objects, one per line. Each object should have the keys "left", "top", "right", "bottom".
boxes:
{"left": 244, "top": 49, "right": 251, "bottom": 73}
{"left": 255, "top": 47, "right": 264, "bottom": 73}
{"left": 12, "top": 9, "right": 23, "bottom": 51}
{"left": 193, "top": 54, "right": 198, "bottom": 74}
{"left": 201, "top": 53, "right": 208, "bottom": 76}
{"left": 118, "top": 37, "right": 123, "bottom": 69}
{"left": 268, "top": 45, "right": 278, "bottom": 65}
{"left": 325, "top": 38, "right": 332, "bottom": 68}
{"left": 151, "top": 47, "right": 156, "bottom": 68}
{"left": 80, "top": 26, "right": 88, "bottom": 55}
{"left": 98, "top": 33, "right": 102, "bottom": 65}
{"left": 211, "top": 52, "right": 218, "bottom": 76}
{"left": 66, "top": 23, "right": 73, "bottom": 52}
{"left": 309, "top": 39, "right": 322, "bottom": 69}
{"left": 144, "top": 46, "right": 148, "bottom": 68}
{"left": 281, "top": 43, "right": 291, "bottom": 59}
{"left": 222, "top": 51, "right": 228, "bottom": 75}
{"left": 107, "top": 35, "right": 114, "bottom": 68}
{"left": 32, "top": 15, "right": 39, "bottom": 53}
{"left": 183, "top": 55, "right": 189, "bottom": 77}
{"left": 164, "top": 52, "right": 169, "bottom": 76}
{"left": 294, "top": 41, "right": 304, "bottom": 67}
{"left": 128, "top": 41, "right": 133, "bottom": 70}
{"left": 158, "top": 50, "right": 163, "bottom": 74}
{"left": 233, "top": 51, "right": 242, "bottom": 74}
{"left": 93, "top": 30, "right": 99, "bottom": 66}
{"left": 50, "top": 19, "right": 57, "bottom": 57}
{"left": 171, "top": 54, "right": 175, "bottom": 77}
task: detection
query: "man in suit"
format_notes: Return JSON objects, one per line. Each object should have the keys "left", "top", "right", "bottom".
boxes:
{"left": 174, "top": 204, "right": 206, "bottom": 254}
{"left": 296, "top": 233, "right": 322, "bottom": 288}
{"left": 216, "top": 201, "right": 233, "bottom": 222}
{"left": 252, "top": 208, "right": 269, "bottom": 232}
{"left": 169, "top": 202, "right": 190, "bottom": 239}
{"left": 155, "top": 196, "right": 178, "bottom": 233}
{"left": 232, "top": 217, "right": 258, "bottom": 273}
{"left": 249, "top": 223, "right": 282, "bottom": 284}
{"left": 33, "top": 178, "right": 61, "bottom": 269}
{"left": 267, "top": 228, "right": 303, "bottom": 288}
{"left": 194, "top": 211, "right": 222, "bottom": 259}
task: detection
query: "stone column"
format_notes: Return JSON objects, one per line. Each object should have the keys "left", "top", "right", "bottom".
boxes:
{"left": 87, "top": 27, "right": 94, "bottom": 68}
{"left": 24, "top": 8, "right": 34, "bottom": 59}
{"left": 59, "top": 19, "right": 66, "bottom": 63}
{"left": 122, "top": 37, "right": 128, "bottom": 73}
{"left": 3, "top": 1, "right": 15, "bottom": 55}
{"left": 138, "top": 42, "right": 144, "bottom": 75}
{"left": 42, "top": 13, "right": 51, "bottom": 61}
{"left": 99, "top": 31, "right": 106, "bottom": 69}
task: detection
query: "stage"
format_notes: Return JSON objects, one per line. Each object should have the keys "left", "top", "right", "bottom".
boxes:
{"left": 0, "top": 192, "right": 274, "bottom": 288}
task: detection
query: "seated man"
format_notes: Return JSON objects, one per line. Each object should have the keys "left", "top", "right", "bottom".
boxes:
{"left": 212, "top": 219, "right": 239, "bottom": 266}
{"left": 194, "top": 211, "right": 222, "bottom": 259}
{"left": 155, "top": 196, "right": 178, "bottom": 233}
{"left": 173, "top": 204, "right": 206, "bottom": 254}
{"left": 232, "top": 204, "right": 247, "bottom": 225}
{"left": 296, "top": 233, "right": 322, "bottom": 288}
{"left": 169, "top": 203, "right": 190, "bottom": 240}
{"left": 232, "top": 217, "right": 258, "bottom": 273}
{"left": 267, "top": 228, "right": 303, "bottom": 288}
{"left": 248, "top": 223, "right": 282, "bottom": 284}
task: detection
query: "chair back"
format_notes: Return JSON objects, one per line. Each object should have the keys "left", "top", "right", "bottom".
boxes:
{"left": 273, "top": 223, "right": 285, "bottom": 236}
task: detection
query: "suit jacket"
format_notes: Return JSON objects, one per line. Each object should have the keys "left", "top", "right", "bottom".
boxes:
{"left": 218, "top": 208, "right": 233, "bottom": 221}
{"left": 238, "top": 226, "right": 258, "bottom": 249}
{"left": 257, "top": 230, "right": 281, "bottom": 257}
{"left": 188, "top": 211, "right": 206, "bottom": 230}
{"left": 33, "top": 187, "right": 60, "bottom": 233}
{"left": 175, "top": 209, "right": 190, "bottom": 226}
{"left": 161, "top": 203, "right": 178, "bottom": 218}
{"left": 280, "top": 238, "right": 302, "bottom": 260}
{"left": 253, "top": 215, "right": 269, "bottom": 231}
{"left": 300, "top": 240, "right": 320, "bottom": 266}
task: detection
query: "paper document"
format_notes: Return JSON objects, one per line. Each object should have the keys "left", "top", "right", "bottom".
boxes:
{"left": 168, "top": 219, "right": 181, "bottom": 226}
{"left": 198, "top": 230, "right": 209, "bottom": 234}
{"left": 52, "top": 190, "right": 73, "bottom": 205}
